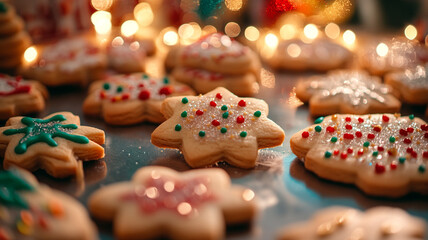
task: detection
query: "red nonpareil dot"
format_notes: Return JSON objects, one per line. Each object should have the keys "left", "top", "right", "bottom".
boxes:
{"left": 423, "top": 151, "right": 428, "bottom": 158}
{"left": 375, "top": 163, "right": 385, "bottom": 174}
{"left": 347, "top": 148, "right": 353, "bottom": 154}
{"left": 302, "top": 131, "right": 309, "bottom": 138}
{"left": 334, "top": 150, "right": 340, "bottom": 155}
{"left": 358, "top": 149, "right": 364, "bottom": 155}
{"left": 422, "top": 124, "right": 428, "bottom": 131}
{"left": 209, "top": 101, "right": 217, "bottom": 107}
{"left": 340, "top": 153, "right": 347, "bottom": 159}
{"left": 238, "top": 100, "right": 246, "bottom": 107}
{"left": 138, "top": 90, "right": 150, "bottom": 100}
{"left": 382, "top": 115, "right": 389, "bottom": 122}
{"left": 211, "top": 119, "right": 220, "bottom": 126}
{"left": 403, "top": 138, "right": 411, "bottom": 144}
{"left": 407, "top": 127, "right": 414, "bottom": 133}
{"left": 138, "top": 83, "right": 144, "bottom": 88}
{"left": 122, "top": 93, "right": 130, "bottom": 100}
{"left": 377, "top": 146, "right": 384, "bottom": 152}
{"left": 15, "top": 76, "right": 22, "bottom": 81}
{"left": 345, "top": 117, "right": 351, "bottom": 122}
{"left": 411, "top": 151, "right": 418, "bottom": 158}
{"left": 99, "top": 91, "right": 106, "bottom": 99}
{"left": 343, "top": 133, "right": 354, "bottom": 140}
{"left": 390, "top": 162, "right": 397, "bottom": 170}
{"left": 425, "top": 132, "right": 428, "bottom": 139}
{"left": 358, "top": 117, "right": 364, "bottom": 123}
{"left": 236, "top": 115, "right": 245, "bottom": 124}
{"left": 345, "top": 124, "right": 352, "bottom": 130}
{"left": 373, "top": 126, "right": 381, "bottom": 132}
{"left": 216, "top": 93, "right": 222, "bottom": 99}
{"left": 196, "top": 110, "right": 204, "bottom": 116}
{"left": 367, "top": 133, "right": 375, "bottom": 139}
{"left": 407, "top": 147, "right": 413, "bottom": 153}
{"left": 159, "top": 86, "right": 172, "bottom": 95}
{"left": 326, "top": 126, "right": 335, "bottom": 133}
{"left": 355, "top": 131, "right": 362, "bottom": 138}
{"left": 399, "top": 129, "right": 408, "bottom": 136}
{"left": 387, "top": 150, "right": 393, "bottom": 156}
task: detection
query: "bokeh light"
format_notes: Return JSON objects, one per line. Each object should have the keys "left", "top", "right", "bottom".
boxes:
{"left": 24, "top": 46, "right": 37, "bottom": 63}
{"left": 325, "top": 23, "right": 340, "bottom": 39}
{"left": 91, "top": 0, "right": 113, "bottom": 11}
{"left": 134, "top": 2, "right": 154, "bottom": 27}
{"left": 265, "top": 33, "right": 278, "bottom": 49}
{"left": 225, "top": 0, "right": 243, "bottom": 11}
{"left": 303, "top": 24, "right": 319, "bottom": 40}
{"left": 244, "top": 26, "right": 260, "bottom": 41}
{"left": 404, "top": 25, "right": 417, "bottom": 40}
{"left": 163, "top": 30, "right": 179, "bottom": 46}
{"left": 121, "top": 20, "right": 139, "bottom": 38}
{"left": 342, "top": 30, "right": 356, "bottom": 45}
{"left": 225, "top": 22, "right": 241, "bottom": 37}
{"left": 280, "top": 24, "right": 297, "bottom": 40}
{"left": 376, "top": 43, "right": 389, "bottom": 57}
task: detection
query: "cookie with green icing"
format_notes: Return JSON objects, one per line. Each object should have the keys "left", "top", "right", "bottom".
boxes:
{"left": 0, "top": 112, "right": 105, "bottom": 178}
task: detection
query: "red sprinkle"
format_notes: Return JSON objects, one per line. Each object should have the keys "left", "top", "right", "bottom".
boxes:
{"left": 334, "top": 150, "right": 340, "bottom": 155}
{"left": 367, "top": 133, "right": 375, "bottom": 139}
{"left": 238, "top": 100, "right": 246, "bottom": 107}
{"left": 99, "top": 91, "right": 106, "bottom": 99}
{"left": 382, "top": 115, "right": 389, "bottom": 122}
{"left": 375, "top": 163, "right": 385, "bottom": 174}
{"left": 216, "top": 93, "right": 222, "bottom": 99}
{"left": 423, "top": 151, "right": 428, "bottom": 158}
{"left": 159, "top": 86, "right": 172, "bottom": 95}
{"left": 377, "top": 146, "right": 384, "bottom": 152}
{"left": 407, "top": 127, "right": 414, "bottom": 133}
{"left": 326, "top": 126, "right": 335, "bottom": 133}
{"left": 399, "top": 129, "right": 408, "bottom": 136}
{"left": 209, "top": 101, "right": 217, "bottom": 107}
{"left": 138, "top": 83, "right": 144, "bottom": 88}
{"left": 425, "top": 132, "right": 428, "bottom": 138}
{"left": 403, "top": 138, "right": 411, "bottom": 144}
{"left": 345, "top": 124, "right": 352, "bottom": 130}
{"left": 421, "top": 124, "right": 428, "bottom": 131}
{"left": 373, "top": 126, "right": 381, "bottom": 132}
{"left": 343, "top": 133, "right": 354, "bottom": 140}
{"left": 387, "top": 150, "right": 393, "bottom": 156}
{"left": 411, "top": 151, "right": 418, "bottom": 158}
{"left": 347, "top": 148, "right": 353, "bottom": 154}
{"left": 355, "top": 131, "right": 362, "bottom": 138}
{"left": 340, "top": 153, "right": 347, "bottom": 159}
{"left": 302, "top": 131, "right": 309, "bottom": 138}
{"left": 345, "top": 117, "right": 351, "bottom": 122}
{"left": 407, "top": 147, "right": 414, "bottom": 153}
{"left": 358, "top": 149, "right": 364, "bottom": 155}
{"left": 138, "top": 90, "right": 150, "bottom": 100}
{"left": 212, "top": 120, "right": 220, "bottom": 126}
{"left": 236, "top": 115, "right": 245, "bottom": 124}
{"left": 358, "top": 117, "right": 364, "bottom": 123}
{"left": 390, "top": 162, "right": 397, "bottom": 170}
{"left": 15, "top": 76, "right": 22, "bottom": 81}
{"left": 122, "top": 93, "right": 130, "bottom": 100}
{"left": 196, "top": 110, "right": 204, "bottom": 116}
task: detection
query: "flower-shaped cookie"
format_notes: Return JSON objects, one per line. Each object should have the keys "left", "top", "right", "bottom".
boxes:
{"left": 0, "top": 169, "right": 97, "bottom": 240}
{"left": 83, "top": 73, "right": 195, "bottom": 125}
{"left": 296, "top": 70, "right": 401, "bottom": 116}
{"left": 290, "top": 114, "right": 428, "bottom": 197}
{"left": 89, "top": 166, "right": 256, "bottom": 240}
{"left": 0, "top": 112, "right": 105, "bottom": 178}
{"left": 151, "top": 87, "right": 285, "bottom": 168}
{"left": 0, "top": 74, "right": 48, "bottom": 120}
{"left": 278, "top": 207, "right": 425, "bottom": 240}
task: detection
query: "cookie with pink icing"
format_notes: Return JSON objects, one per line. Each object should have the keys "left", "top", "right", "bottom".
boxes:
{"left": 296, "top": 70, "right": 401, "bottom": 116}
{"left": 290, "top": 113, "right": 428, "bottom": 197}
{"left": 107, "top": 36, "right": 146, "bottom": 74}
{"left": 169, "top": 33, "right": 261, "bottom": 96}
{"left": 269, "top": 38, "right": 351, "bottom": 72}
{"left": 278, "top": 206, "right": 425, "bottom": 240}
{"left": 88, "top": 166, "right": 256, "bottom": 240}
{"left": 20, "top": 36, "right": 107, "bottom": 86}
{"left": 83, "top": 73, "right": 195, "bottom": 125}
{"left": 0, "top": 74, "right": 48, "bottom": 120}
{"left": 151, "top": 87, "right": 285, "bottom": 169}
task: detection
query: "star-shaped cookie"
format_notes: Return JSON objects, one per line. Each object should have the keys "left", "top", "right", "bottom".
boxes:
{"left": 296, "top": 70, "right": 401, "bottom": 115}
{"left": 278, "top": 206, "right": 425, "bottom": 240}
{"left": 89, "top": 166, "right": 256, "bottom": 240}
{"left": 0, "top": 169, "right": 97, "bottom": 239}
{"left": 151, "top": 87, "right": 285, "bottom": 168}
{"left": 290, "top": 114, "right": 428, "bottom": 197}
{"left": 0, "top": 74, "right": 48, "bottom": 120}
{"left": 0, "top": 112, "right": 105, "bottom": 178}
{"left": 83, "top": 73, "right": 195, "bottom": 125}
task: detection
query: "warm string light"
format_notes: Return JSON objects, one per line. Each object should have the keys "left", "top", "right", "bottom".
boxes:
{"left": 225, "top": 0, "right": 243, "bottom": 11}
{"left": 342, "top": 30, "right": 356, "bottom": 46}
{"left": 163, "top": 30, "right": 179, "bottom": 46}
{"left": 325, "top": 23, "right": 340, "bottom": 39}
{"left": 244, "top": 26, "right": 260, "bottom": 42}
{"left": 91, "top": 0, "right": 113, "bottom": 11}
{"left": 376, "top": 43, "right": 389, "bottom": 57}
{"left": 225, "top": 22, "right": 241, "bottom": 37}
{"left": 91, "top": 11, "right": 112, "bottom": 35}
{"left": 23, "top": 46, "right": 37, "bottom": 64}
{"left": 121, "top": 20, "right": 139, "bottom": 38}
{"left": 134, "top": 2, "right": 154, "bottom": 27}
{"left": 404, "top": 24, "right": 417, "bottom": 40}
{"left": 303, "top": 24, "right": 319, "bottom": 40}
{"left": 265, "top": 33, "right": 279, "bottom": 49}
{"left": 280, "top": 24, "right": 297, "bottom": 40}
{"left": 287, "top": 43, "right": 301, "bottom": 58}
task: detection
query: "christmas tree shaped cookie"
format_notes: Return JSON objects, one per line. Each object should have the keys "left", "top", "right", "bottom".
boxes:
{"left": 290, "top": 114, "right": 428, "bottom": 197}
{"left": 0, "top": 169, "right": 97, "bottom": 239}
{"left": 89, "top": 166, "right": 256, "bottom": 240}
{"left": 0, "top": 112, "right": 105, "bottom": 178}
{"left": 83, "top": 73, "right": 195, "bottom": 125}
{"left": 151, "top": 87, "right": 285, "bottom": 168}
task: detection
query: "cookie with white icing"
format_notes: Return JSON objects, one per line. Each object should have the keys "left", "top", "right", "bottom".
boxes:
{"left": 151, "top": 87, "right": 285, "bottom": 169}
{"left": 107, "top": 37, "right": 146, "bottom": 74}
{"left": 0, "top": 169, "right": 97, "bottom": 240}
{"left": 83, "top": 73, "right": 195, "bottom": 125}
{"left": 169, "top": 33, "right": 261, "bottom": 96}
{"left": 290, "top": 113, "right": 428, "bottom": 197}
{"left": 269, "top": 38, "right": 351, "bottom": 72}
{"left": 0, "top": 112, "right": 105, "bottom": 178}
{"left": 89, "top": 166, "right": 256, "bottom": 240}
{"left": 296, "top": 70, "right": 401, "bottom": 116}
{"left": 0, "top": 74, "right": 48, "bottom": 120}
{"left": 19, "top": 36, "right": 107, "bottom": 86}
{"left": 278, "top": 206, "right": 425, "bottom": 240}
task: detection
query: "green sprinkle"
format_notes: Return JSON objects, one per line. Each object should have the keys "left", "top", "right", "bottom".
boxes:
{"left": 222, "top": 112, "right": 229, "bottom": 119}
{"left": 409, "top": 114, "right": 415, "bottom": 120}
{"left": 324, "top": 151, "right": 332, "bottom": 158}
{"left": 363, "top": 141, "right": 370, "bottom": 147}
{"left": 220, "top": 127, "right": 227, "bottom": 134}
{"left": 398, "top": 157, "right": 406, "bottom": 164}
{"left": 221, "top": 105, "right": 228, "bottom": 111}
{"left": 142, "top": 74, "right": 149, "bottom": 79}
{"left": 163, "top": 77, "right": 170, "bottom": 84}
{"left": 389, "top": 136, "right": 395, "bottom": 143}
{"left": 315, "top": 126, "right": 322, "bottom": 132}
{"left": 181, "top": 97, "right": 188, "bottom": 104}
{"left": 199, "top": 131, "right": 205, "bottom": 137}
{"left": 240, "top": 131, "right": 247, "bottom": 137}
{"left": 372, "top": 151, "right": 378, "bottom": 157}
{"left": 314, "top": 117, "right": 324, "bottom": 124}
{"left": 103, "top": 83, "right": 110, "bottom": 90}
{"left": 418, "top": 164, "right": 426, "bottom": 173}
{"left": 175, "top": 124, "right": 181, "bottom": 131}
{"left": 116, "top": 86, "right": 123, "bottom": 93}
{"left": 254, "top": 111, "right": 261, "bottom": 117}
{"left": 181, "top": 111, "right": 187, "bottom": 117}
{"left": 330, "top": 137, "right": 337, "bottom": 143}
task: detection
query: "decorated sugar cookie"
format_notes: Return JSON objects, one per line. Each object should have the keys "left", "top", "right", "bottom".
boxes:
{"left": 168, "top": 33, "right": 261, "bottom": 96}
{"left": 290, "top": 114, "right": 428, "bottom": 197}
{"left": 151, "top": 87, "right": 285, "bottom": 168}
{"left": 278, "top": 206, "right": 425, "bottom": 240}
{"left": 296, "top": 70, "right": 401, "bottom": 116}
{"left": 89, "top": 166, "right": 256, "bottom": 240}
{"left": 0, "top": 169, "right": 97, "bottom": 240}
{"left": 0, "top": 112, "right": 105, "bottom": 178}
{"left": 83, "top": 73, "right": 195, "bottom": 125}
{"left": 0, "top": 74, "right": 48, "bottom": 120}
{"left": 385, "top": 64, "right": 428, "bottom": 104}
{"left": 269, "top": 39, "right": 351, "bottom": 71}
{"left": 107, "top": 36, "right": 146, "bottom": 73}
{"left": 19, "top": 36, "right": 107, "bottom": 86}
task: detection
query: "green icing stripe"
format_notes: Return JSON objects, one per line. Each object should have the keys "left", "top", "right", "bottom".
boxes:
{"left": 0, "top": 170, "right": 34, "bottom": 209}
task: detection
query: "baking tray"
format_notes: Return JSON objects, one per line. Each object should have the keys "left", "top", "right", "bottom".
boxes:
{"left": 4, "top": 71, "right": 428, "bottom": 240}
